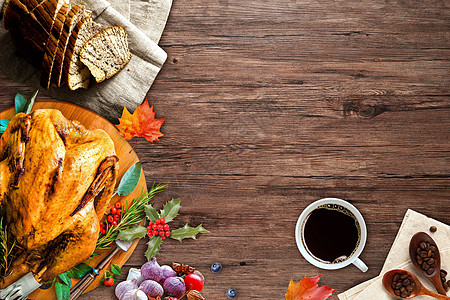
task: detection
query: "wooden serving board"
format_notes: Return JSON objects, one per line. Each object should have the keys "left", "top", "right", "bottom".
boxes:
{"left": 0, "top": 101, "right": 147, "bottom": 299}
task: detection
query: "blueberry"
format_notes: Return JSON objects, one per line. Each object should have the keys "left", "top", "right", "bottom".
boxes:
{"left": 226, "top": 288, "right": 237, "bottom": 299}
{"left": 211, "top": 262, "right": 222, "bottom": 273}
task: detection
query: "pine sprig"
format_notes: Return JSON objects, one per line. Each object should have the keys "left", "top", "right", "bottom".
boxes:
{"left": 94, "top": 182, "right": 167, "bottom": 253}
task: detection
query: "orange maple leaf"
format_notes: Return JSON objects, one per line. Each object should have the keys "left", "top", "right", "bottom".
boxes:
{"left": 285, "top": 274, "right": 335, "bottom": 300}
{"left": 116, "top": 99, "right": 165, "bottom": 142}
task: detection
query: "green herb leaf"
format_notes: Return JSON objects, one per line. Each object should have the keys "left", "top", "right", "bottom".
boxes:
{"left": 117, "top": 225, "right": 147, "bottom": 241}
{"left": 144, "top": 204, "right": 160, "bottom": 222}
{"left": 25, "top": 90, "right": 38, "bottom": 114}
{"left": 0, "top": 119, "right": 9, "bottom": 134}
{"left": 66, "top": 263, "right": 92, "bottom": 279}
{"left": 14, "top": 93, "right": 27, "bottom": 114}
{"left": 115, "top": 162, "right": 142, "bottom": 196}
{"left": 169, "top": 224, "right": 209, "bottom": 243}
{"left": 145, "top": 236, "right": 163, "bottom": 260}
{"left": 111, "top": 263, "right": 121, "bottom": 276}
{"left": 159, "top": 198, "right": 181, "bottom": 223}
{"left": 55, "top": 281, "right": 70, "bottom": 300}
{"left": 105, "top": 270, "right": 111, "bottom": 278}
{"left": 58, "top": 272, "right": 71, "bottom": 286}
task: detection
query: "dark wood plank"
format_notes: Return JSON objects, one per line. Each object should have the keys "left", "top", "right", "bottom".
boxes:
{"left": 0, "top": 0, "right": 449, "bottom": 298}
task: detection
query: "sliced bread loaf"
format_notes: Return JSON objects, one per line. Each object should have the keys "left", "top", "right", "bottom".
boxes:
{"left": 63, "top": 17, "right": 102, "bottom": 90}
{"left": 2, "top": 0, "right": 46, "bottom": 29}
{"left": 51, "top": 5, "right": 90, "bottom": 87}
{"left": 40, "top": 3, "right": 68, "bottom": 89}
{"left": 79, "top": 26, "right": 131, "bottom": 83}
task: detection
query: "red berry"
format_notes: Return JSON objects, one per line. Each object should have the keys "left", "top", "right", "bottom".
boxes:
{"left": 107, "top": 215, "right": 114, "bottom": 223}
{"left": 184, "top": 273, "right": 204, "bottom": 291}
{"left": 104, "top": 277, "right": 114, "bottom": 287}
{"left": 110, "top": 207, "right": 117, "bottom": 215}
{"left": 160, "top": 218, "right": 166, "bottom": 224}
{"left": 149, "top": 222, "right": 154, "bottom": 228}
{"left": 152, "top": 230, "right": 158, "bottom": 236}
{"left": 113, "top": 215, "right": 120, "bottom": 222}
{"left": 165, "top": 231, "right": 170, "bottom": 237}
{"left": 147, "top": 226, "right": 152, "bottom": 231}
{"left": 152, "top": 224, "right": 157, "bottom": 230}
{"left": 115, "top": 202, "right": 122, "bottom": 209}
{"left": 101, "top": 229, "right": 106, "bottom": 235}
{"left": 155, "top": 219, "right": 161, "bottom": 225}
{"left": 112, "top": 221, "right": 117, "bottom": 226}
{"left": 148, "top": 231, "right": 154, "bottom": 237}
{"left": 159, "top": 231, "right": 165, "bottom": 237}
{"left": 157, "top": 224, "right": 163, "bottom": 230}
{"left": 163, "top": 224, "right": 169, "bottom": 231}
{"left": 116, "top": 209, "right": 122, "bottom": 215}
{"left": 161, "top": 235, "right": 166, "bottom": 240}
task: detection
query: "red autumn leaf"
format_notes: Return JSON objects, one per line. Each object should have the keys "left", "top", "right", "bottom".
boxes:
{"left": 116, "top": 99, "right": 165, "bottom": 142}
{"left": 285, "top": 274, "right": 335, "bottom": 300}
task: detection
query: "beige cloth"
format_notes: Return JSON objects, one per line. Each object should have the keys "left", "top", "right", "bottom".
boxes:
{"left": 338, "top": 209, "right": 450, "bottom": 299}
{"left": 0, "top": 0, "right": 171, "bottom": 121}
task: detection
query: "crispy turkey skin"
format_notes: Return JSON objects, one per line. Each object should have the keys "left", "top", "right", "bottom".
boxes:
{"left": 0, "top": 109, "right": 118, "bottom": 286}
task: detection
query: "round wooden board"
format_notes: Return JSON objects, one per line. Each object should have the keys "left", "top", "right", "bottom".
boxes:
{"left": 0, "top": 101, "right": 147, "bottom": 299}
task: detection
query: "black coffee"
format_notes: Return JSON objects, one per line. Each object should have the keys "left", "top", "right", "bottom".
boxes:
{"left": 302, "top": 204, "right": 360, "bottom": 263}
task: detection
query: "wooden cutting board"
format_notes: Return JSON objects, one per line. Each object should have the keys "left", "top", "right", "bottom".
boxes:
{"left": 0, "top": 101, "right": 147, "bottom": 299}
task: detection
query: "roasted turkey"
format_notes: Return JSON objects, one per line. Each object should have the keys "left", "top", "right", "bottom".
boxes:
{"left": 0, "top": 109, "right": 118, "bottom": 287}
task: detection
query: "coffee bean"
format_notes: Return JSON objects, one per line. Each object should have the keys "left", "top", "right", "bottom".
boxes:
{"left": 420, "top": 242, "right": 427, "bottom": 250}
{"left": 420, "top": 251, "right": 428, "bottom": 258}
{"left": 428, "top": 249, "right": 433, "bottom": 257}
{"left": 422, "top": 262, "right": 430, "bottom": 270}
{"left": 400, "top": 287, "right": 406, "bottom": 293}
{"left": 441, "top": 269, "right": 448, "bottom": 276}
{"left": 427, "top": 267, "right": 435, "bottom": 275}
{"left": 394, "top": 289, "right": 401, "bottom": 296}
{"left": 443, "top": 281, "right": 449, "bottom": 291}
{"left": 430, "top": 226, "right": 437, "bottom": 232}
{"left": 423, "top": 257, "right": 430, "bottom": 261}
{"left": 431, "top": 246, "right": 437, "bottom": 252}
{"left": 396, "top": 282, "right": 403, "bottom": 289}
{"left": 417, "top": 259, "right": 423, "bottom": 265}
{"left": 403, "top": 279, "right": 410, "bottom": 286}
{"left": 401, "top": 292, "right": 408, "bottom": 298}
{"left": 428, "top": 258, "right": 435, "bottom": 265}
{"left": 406, "top": 285, "right": 414, "bottom": 292}
{"left": 400, "top": 274, "right": 408, "bottom": 280}
{"left": 394, "top": 274, "right": 400, "bottom": 282}
{"left": 447, "top": 280, "right": 450, "bottom": 291}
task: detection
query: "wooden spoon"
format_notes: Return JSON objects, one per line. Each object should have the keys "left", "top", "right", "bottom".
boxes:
{"left": 409, "top": 232, "right": 447, "bottom": 295}
{"left": 383, "top": 269, "right": 450, "bottom": 299}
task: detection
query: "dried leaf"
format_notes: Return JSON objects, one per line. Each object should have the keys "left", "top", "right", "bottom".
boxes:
{"left": 187, "top": 290, "right": 205, "bottom": 300}
{"left": 116, "top": 99, "right": 165, "bottom": 142}
{"left": 285, "top": 274, "right": 335, "bottom": 300}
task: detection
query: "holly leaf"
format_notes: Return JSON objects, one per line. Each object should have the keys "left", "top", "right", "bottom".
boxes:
{"left": 55, "top": 281, "right": 70, "bottom": 300}
{"left": 115, "top": 161, "right": 142, "bottom": 196}
{"left": 15, "top": 93, "right": 27, "bottom": 114}
{"left": 116, "top": 99, "right": 165, "bottom": 142}
{"left": 117, "top": 225, "right": 147, "bottom": 241}
{"left": 159, "top": 198, "right": 181, "bottom": 223}
{"left": 285, "top": 274, "right": 335, "bottom": 300}
{"left": 145, "top": 204, "right": 160, "bottom": 222}
{"left": 111, "top": 263, "right": 121, "bottom": 276}
{"left": 169, "top": 224, "right": 209, "bottom": 243}
{"left": 66, "top": 263, "right": 92, "bottom": 279}
{"left": 145, "top": 236, "right": 163, "bottom": 260}
{"left": 58, "top": 272, "right": 71, "bottom": 286}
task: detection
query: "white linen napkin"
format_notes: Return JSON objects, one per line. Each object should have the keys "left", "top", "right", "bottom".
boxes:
{"left": 338, "top": 209, "right": 450, "bottom": 299}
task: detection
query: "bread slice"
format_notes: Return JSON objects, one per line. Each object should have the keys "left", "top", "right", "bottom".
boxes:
{"left": 80, "top": 26, "right": 131, "bottom": 83}
{"left": 40, "top": 3, "right": 68, "bottom": 89}
{"left": 63, "top": 17, "right": 102, "bottom": 90}
{"left": 2, "top": 0, "right": 46, "bottom": 30}
{"left": 51, "top": 5, "right": 90, "bottom": 87}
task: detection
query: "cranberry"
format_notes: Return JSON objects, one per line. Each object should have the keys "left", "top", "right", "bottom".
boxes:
{"left": 107, "top": 215, "right": 114, "bottom": 223}
{"left": 110, "top": 207, "right": 117, "bottom": 215}
{"left": 104, "top": 277, "right": 114, "bottom": 287}
{"left": 113, "top": 215, "right": 120, "bottom": 222}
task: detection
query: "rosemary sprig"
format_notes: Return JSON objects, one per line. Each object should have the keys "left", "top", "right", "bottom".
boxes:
{"left": 94, "top": 182, "right": 167, "bottom": 253}
{"left": 0, "top": 217, "right": 16, "bottom": 277}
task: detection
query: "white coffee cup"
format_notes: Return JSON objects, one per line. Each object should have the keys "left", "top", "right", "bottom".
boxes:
{"left": 295, "top": 198, "right": 368, "bottom": 272}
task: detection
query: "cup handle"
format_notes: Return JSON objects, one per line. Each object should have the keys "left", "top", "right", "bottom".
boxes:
{"left": 352, "top": 258, "right": 368, "bottom": 272}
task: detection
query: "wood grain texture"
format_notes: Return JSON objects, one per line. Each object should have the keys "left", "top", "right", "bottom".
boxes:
{"left": 0, "top": 0, "right": 449, "bottom": 298}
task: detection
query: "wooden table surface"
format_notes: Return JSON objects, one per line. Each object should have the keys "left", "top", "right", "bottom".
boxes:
{"left": 1, "top": 0, "right": 449, "bottom": 299}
